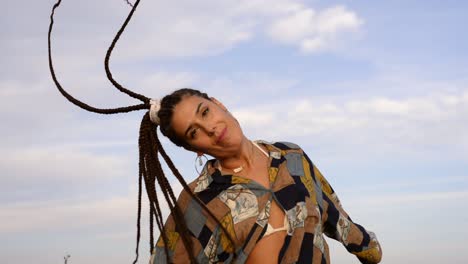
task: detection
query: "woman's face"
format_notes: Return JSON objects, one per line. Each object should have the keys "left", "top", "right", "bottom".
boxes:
{"left": 170, "top": 95, "right": 245, "bottom": 158}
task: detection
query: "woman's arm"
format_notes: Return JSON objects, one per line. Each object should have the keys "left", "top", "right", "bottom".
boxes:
{"left": 304, "top": 153, "right": 383, "bottom": 264}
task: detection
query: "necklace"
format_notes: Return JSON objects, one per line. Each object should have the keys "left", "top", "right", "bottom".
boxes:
{"left": 216, "top": 141, "right": 269, "bottom": 173}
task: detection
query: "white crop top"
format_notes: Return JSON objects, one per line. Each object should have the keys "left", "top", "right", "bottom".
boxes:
{"left": 264, "top": 214, "right": 289, "bottom": 236}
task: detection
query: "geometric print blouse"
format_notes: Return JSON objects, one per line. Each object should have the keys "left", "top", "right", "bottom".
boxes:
{"left": 150, "top": 141, "right": 382, "bottom": 263}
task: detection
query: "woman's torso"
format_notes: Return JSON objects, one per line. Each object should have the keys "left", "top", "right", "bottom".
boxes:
{"left": 242, "top": 142, "right": 288, "bottom": 264}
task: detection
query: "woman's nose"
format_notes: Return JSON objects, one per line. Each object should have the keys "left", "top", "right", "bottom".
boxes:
{"left": 198, "top": 117, "right": 217, "bottom": 137}
{"left": 207, "top": 125, "right": 216, "bottom": 137}
{"left": 205, "top": 121, "right": 218, "bottom": 137}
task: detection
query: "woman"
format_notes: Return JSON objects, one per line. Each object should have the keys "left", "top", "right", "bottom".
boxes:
{"left": 48, "top": 1, "right": 382, "bottom": 263}
{"left": 150, "top": 89, "right": 382, "bottom": 263}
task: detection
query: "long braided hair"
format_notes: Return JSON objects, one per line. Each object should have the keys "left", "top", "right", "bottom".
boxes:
{"left": 48, "top": 0, "right": 237, "bottom": 263}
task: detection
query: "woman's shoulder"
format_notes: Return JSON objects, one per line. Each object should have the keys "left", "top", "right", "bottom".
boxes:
{"left": 256, "top": 139, "right": 303, "bottom": 151}
{"left": 183, "top": 159, "right": 218, "bottom": 195}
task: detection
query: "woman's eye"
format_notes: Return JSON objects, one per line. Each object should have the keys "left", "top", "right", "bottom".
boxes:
{"left": 202, "top": 107, "right": 209, "bottom": 117}
{"left": 190, "top": 128, "right": 198, "bottom": 139}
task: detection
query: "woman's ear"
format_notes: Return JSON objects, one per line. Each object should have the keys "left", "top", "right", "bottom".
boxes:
{"left": 210, "top": 97, "right": 227, "bottom": 111}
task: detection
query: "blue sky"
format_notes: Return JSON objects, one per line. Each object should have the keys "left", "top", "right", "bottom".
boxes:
{"left": 1, "top": 0, "right": 467, "bottom": 263}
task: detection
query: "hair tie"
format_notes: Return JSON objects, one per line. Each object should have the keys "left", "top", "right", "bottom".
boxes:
{"left": 149, "top": 99, "right": 161, "bottom": 124}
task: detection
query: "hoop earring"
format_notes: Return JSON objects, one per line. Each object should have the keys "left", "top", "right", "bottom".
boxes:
{"left": 194, "top": 154, "right": 209, "bottom": 175}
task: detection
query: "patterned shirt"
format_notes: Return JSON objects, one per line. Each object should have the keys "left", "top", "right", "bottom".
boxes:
{"left": 150, "top": 141, "right": 382, "bottom": 263}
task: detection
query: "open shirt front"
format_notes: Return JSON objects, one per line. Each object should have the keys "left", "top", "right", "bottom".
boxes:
{"left": 151, "top": 141, "right": 382, "bottom": 264}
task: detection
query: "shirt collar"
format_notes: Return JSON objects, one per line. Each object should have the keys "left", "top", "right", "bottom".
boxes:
{"left": 193, "top": 140, "right": 282, "bottom": 193}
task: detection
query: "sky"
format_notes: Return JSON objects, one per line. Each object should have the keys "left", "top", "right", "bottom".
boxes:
{"left": 1, "top": 0, "right": 467, "bottom": 263}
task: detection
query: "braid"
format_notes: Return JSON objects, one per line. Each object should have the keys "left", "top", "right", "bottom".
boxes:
{"left": 104, "top": 0, "right": 150, "bottom": 103}
{"left": 157, "top": 135, "right": 238, "bottom": 257}
{"left": 139, "top": 114, "right": 197, "bottom": 263}
{"left": 48, "top": 0, "right": 148, "bottom": 115}
{"left": 137, "top": 115, "right": 171, "bottom": 263}
{"left": 124, "top": 0, "right": 134, "bottom": 8}
{"left": 49, "top": 0, "right": 238, "bottom": 263}
{"left": 132, "top": 170, "right": 143, "bottom": 264}
{"left": 149, "top": 202, "right": 154, "bottom": 253}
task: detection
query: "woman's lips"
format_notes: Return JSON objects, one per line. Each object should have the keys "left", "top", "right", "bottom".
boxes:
{"left": 216, "top": 127, "right": 227, "bottom": 143}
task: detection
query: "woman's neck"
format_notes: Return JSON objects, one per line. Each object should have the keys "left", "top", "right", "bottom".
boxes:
{"left": 217, "top": 138, "right": 255, "bottom": 173}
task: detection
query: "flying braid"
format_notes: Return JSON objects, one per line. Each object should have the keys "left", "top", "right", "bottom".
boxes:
{"left": 48, "top": 0, "right": 237, "bottom": 263}
{"left": 124, "top": 0, "right": 134, "bottom": 8}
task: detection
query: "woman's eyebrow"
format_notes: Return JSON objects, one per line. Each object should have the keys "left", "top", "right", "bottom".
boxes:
{"left": 184, "top": 102, "right": 204, "bottom": 137}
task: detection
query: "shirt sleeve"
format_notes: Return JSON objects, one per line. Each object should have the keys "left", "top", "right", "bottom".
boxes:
{"left": 150, "top": 188, "right": 237, "bottom": 264}
{"left": 149, "top": 190, "right": 199, "bottom": 264}
{"left": 305, "top": 153, "right": 383, "bottom": 264}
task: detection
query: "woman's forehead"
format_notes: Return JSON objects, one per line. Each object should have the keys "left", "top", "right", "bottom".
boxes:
{"left": 175, "top": 95, "right": 207, "bottom": 114}
{"left": 171, "top": 96, "right": 208, "bottom": 133}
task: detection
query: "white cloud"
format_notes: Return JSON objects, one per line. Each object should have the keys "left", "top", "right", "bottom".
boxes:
{"left": 111, "top": 0, "right": 257, "bottom": 58}
{"left": 268, "top": 8, "right": 317, "bottom": 43}
{"left": 316, "top": 6, "right": 363, "bottom": 34}
{"left": 0, "top": 146, "right": 131, "bottom": 190}
{"left": 267, "top": 5, "right": 363, "bottom": 53}
{"left": 232, "top": 110, "right": 274, "bottom": 128}
{"left": 0, "top": 195, "right": 135, "bottom": 233}
{"left": 39, "top": 0, "right": 364, "bottom": 60}
{"left": 0, "top": 179, "right": 183, "bottom": 233}
{"left": 349, "top": 190, "right": 468, "bottom": 207}
{"left": 234, "top": 88, "right": 468, "bottom": 159}
{"left": 204, "top": 72, "right": 300, "bottom": 105}
{"left": 137, "top": 71, "right": 200, "bottom": 96}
